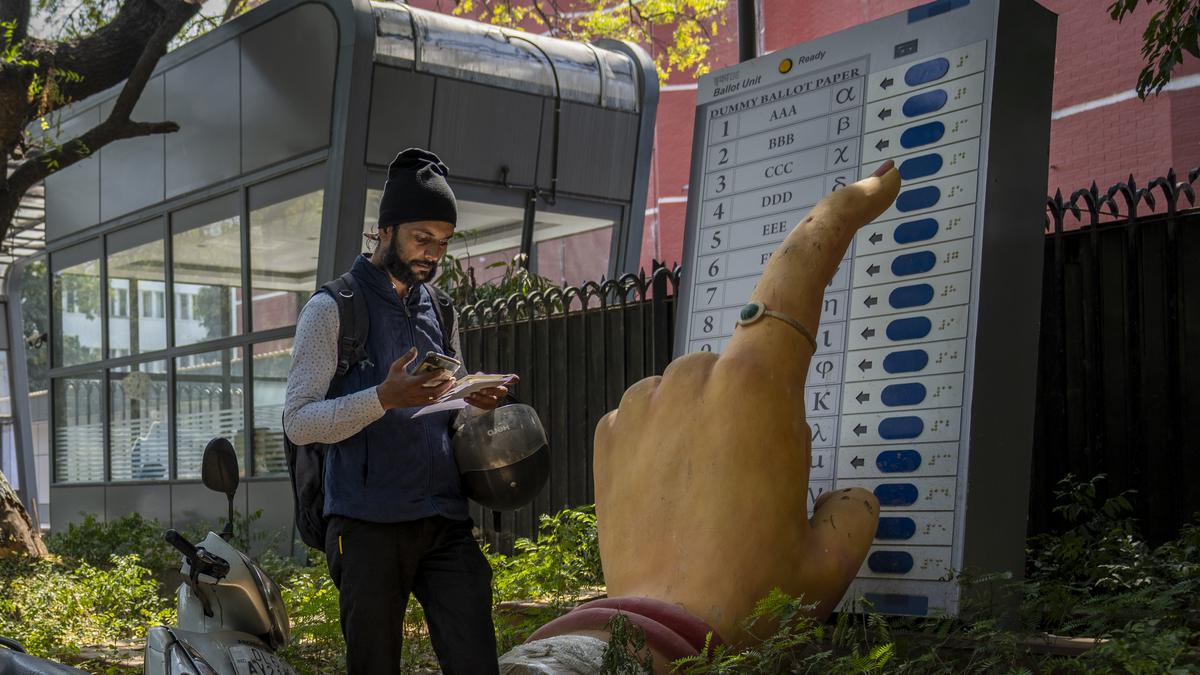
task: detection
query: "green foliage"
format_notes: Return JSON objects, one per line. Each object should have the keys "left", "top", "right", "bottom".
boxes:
{"left": 1109, "top": 0, "right": 1200, "bottom": 98}
{"left": 46, "top": 509, "right": 293, "bottom": 572}
{"left": 600, "top": 612, "right": 654, "bottom": 674}
{"left": 1023, "top": 474, "right": 1200, "bottom": 637}
{"left": 489, "top": 505, "right": 603, "bottom": 604}
{"left": 277, "top": 553, "right": 345, "bottom": 674}
{"left": 13, "top": 485, "right": 1200, "bottom": 673}
{"left": 487, "top": 506, "right": 604, "bottom": 655}
{"left": 46, "top": 512, "right": 179, "bottom": 573}
{"left": 435, "top": 239, "right": 561, "bottom": 310}
{"left": 673, "top": 590, "right": 894, "bottom": 674}
{"left": 453, "top": 0, "right": 729, "bottom": 82}
{"left": 0, "top": 553, "right": 173, "bottom": 661}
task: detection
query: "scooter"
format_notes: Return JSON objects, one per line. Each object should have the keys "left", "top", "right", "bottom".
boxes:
{"left": 144, "top": 437, "right": 297, "bottom": 675}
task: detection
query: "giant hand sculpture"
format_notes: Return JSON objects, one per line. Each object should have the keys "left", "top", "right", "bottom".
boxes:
{"left": 511, "top": 165, "right": 902, "bottom": 672}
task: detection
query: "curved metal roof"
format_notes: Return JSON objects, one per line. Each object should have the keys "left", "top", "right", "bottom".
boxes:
{"left": 372, "top": 2, "right": 642, "bottom": 112}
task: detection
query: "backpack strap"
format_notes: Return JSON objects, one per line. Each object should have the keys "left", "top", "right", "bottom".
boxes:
{"left": 425, "top": 283, "right": 457, "bottom": 358}
{"left": 322, "top": 272, "right": 370, "bottom": 393}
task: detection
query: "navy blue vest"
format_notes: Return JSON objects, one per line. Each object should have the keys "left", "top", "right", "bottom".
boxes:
{"left": 322, "top": 255, "right": 466, "bottom": 523}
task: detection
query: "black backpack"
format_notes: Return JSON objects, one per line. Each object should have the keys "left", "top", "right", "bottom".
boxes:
{"left": 284, "top": 272, "right": 457, "bottom": 552}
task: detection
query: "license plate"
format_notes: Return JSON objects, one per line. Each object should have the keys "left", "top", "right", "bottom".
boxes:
{"left": 229, "top": 644, "right": 296, "bottom": 675}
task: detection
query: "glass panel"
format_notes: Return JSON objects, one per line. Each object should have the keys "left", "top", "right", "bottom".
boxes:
{"left": 109, "top": 360, "right": 169, "bottom": 481}
{"left": 364, "top": 188, "right": 528, "bottom": 286}
{"left": 175, "top": 347, "right": 244, "bottom": 479}
{"left": 53, "top": 256, "right": 102, "bottom": 367}
{"left": 108, "top": 228, "right": 166, "bottom": 357}
{"left": 0, "top": 352, "right": 10, "bottom": 418}
{"left": 535, "top": 227, "right": 613, "bottom": 287}
{"left": 452, "top": 246, "right": 521, "bottom": 286}
{"left": 532, "top": 206, "right": 618, "bottom": 287}
{"left": 172, "top": 197, "right": 243, "bottom": 346}
{"left": 53, "top": 372, "right": 104, "bottom": 483}
{"left": 363, "top": 188, "right": 382, "bottom": 253}
{"left": 249, "top": 186, "right": 322, "bottom": 332}
{"left": 18, "top": 259, "right": 49, "bottom": 393}
{"left": 251, "top": 338, "right": 292, "bottom": 476}
{"left": 443, "top": 199, "right": 525, "bottom": 286}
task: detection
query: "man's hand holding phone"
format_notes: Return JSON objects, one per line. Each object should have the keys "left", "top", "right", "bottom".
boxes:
{"left": 376, "top": 347, "right": 458, "bottom": 410}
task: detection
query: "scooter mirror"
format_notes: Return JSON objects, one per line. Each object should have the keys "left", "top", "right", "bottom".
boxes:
{"left": 201, "top": 437, "right": 239, "bottom": 500}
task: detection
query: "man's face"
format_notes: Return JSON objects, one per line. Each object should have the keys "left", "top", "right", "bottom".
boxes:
{"left": 377, "top": 220, "right": 455, "bottom": 286}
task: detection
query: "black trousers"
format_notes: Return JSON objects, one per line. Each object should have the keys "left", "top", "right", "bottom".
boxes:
{"left": 324, "top": 515, "right": 499, "bottom": 674}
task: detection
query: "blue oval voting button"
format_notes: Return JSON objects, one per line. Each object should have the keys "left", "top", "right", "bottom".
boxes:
{"left": 879, "top": 416, "right": 924, "bottom": 439}
{"left": 881, "top": 382, "right": 927, "bottom": 406}
{"left": 905, "top": 57, "right": 951, "bottom": 86}
{"left": 903, "top": 89, "right": 949, "bottom": 117}
{"left": 886, "top": 316, "right": 932, "bottom": 341}
{"left": 883, "top": 349, "right": 929, "bottom": 373}
{"left": 876, "top": 516, "right": 918, "bottom": 540}
{"left": 896, "top": 186, "right": 941, "bottom": 212}
{"left": 900, "top": 121, "right": 945, "bottom": 149}
{"left": 874, "top": 483, "right": 919, "bottom": 506}
{"left": 891, "top": 250, "right": 936, "bottom": 276}
{"left": 889, "top": 283, "right": 934, "bottom": 309}
{"left": 876, "top": 449, "right": 923, "bottom": 473}
{"left": 869, "top": 550, "right": 915, "bottom": 574}
{"left": 894, "top": 217, "right": 939, "bottom": 244}
{"left": 899, "top": 153, "right": 944, "bottom": 180}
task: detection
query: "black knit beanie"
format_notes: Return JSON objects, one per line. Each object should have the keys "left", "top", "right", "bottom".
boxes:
{"left": 378, "top": 148, "right": 457, "bottom": 228}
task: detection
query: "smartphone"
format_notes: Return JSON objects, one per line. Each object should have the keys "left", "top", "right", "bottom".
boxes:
{"left": 415, "top": 351, "right": 462, "bottom": 375}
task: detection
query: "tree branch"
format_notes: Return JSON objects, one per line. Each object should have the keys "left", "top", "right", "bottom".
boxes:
{"left": 0, "top": 119, "right": 165, "bottom": 244}
{"left": 222, "top": 0, "right": 247, "bottom": 24}
{"left": 530, "top": 0, "right": 555, "bottom": 33}
{"left": 25, "top": 0, "right": 200, "bottom": 108}
{"left": 107, "top": 0, "right": 196, "bottom": 123}
{"left": 0, "top": 0, "right": 199, "bottom": 241}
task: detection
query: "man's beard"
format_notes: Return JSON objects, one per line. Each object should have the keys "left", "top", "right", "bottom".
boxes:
{"left": 377, "top": 236, "right": 438, "bottom": 286}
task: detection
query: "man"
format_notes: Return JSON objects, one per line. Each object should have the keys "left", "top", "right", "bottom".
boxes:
{"left": 284, "top": 148, "right": 508, "bottom": 674}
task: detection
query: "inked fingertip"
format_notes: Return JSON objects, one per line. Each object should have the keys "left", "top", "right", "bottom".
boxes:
{"left": 871, "top": 160, "right": 895, "bottom": 178}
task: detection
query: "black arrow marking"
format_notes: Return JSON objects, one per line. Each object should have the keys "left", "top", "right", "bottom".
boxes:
{"left": 869, "top": 232, "right": 883, "bottom": 245}
{"left": 858, "top": 359, "right": 873, "bottom": 372}
{"left": 880, "top": 77, "right": 894, "bottom": 90}
{"left": 864, "top": 295, "right": 878, "bottom": 308}
{"left": 878, "top": 108, "right": 892, "bottom": 120}
{"left": 854, "top": 424, "right": 868, "bottom": 436}
{"left": 875, "top": 138, "right": 890, "bottom": 152}
{"left": 856, "top": 391, "right": 870, "bottom": 404}
{"left": 851, "top": 456, "right": 865, "bottom": 468}
{"left": 861, "top": 327, "right": 875, "bottom": 340}
{"left": 867, "top": 264, "right": 881, "bottom": 276}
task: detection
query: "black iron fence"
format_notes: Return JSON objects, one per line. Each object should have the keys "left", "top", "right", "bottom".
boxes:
{"left": 1034, "top": 168, "right": 1200, "bottom": 544}
{"left": 458, "top": 267, "right": 679, "bottom": 552}
{"left": 463, "top": 168, "right": 1200, "bottom": 551}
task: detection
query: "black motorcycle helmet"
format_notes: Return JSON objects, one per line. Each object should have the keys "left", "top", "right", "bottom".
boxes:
{"left": 453, "top": 404, "right": 550, "bottom": 511}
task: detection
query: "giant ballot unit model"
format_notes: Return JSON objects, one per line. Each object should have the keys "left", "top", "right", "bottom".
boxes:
{"left": 673, "top": 0, "right": 1057, "bottom": 616}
